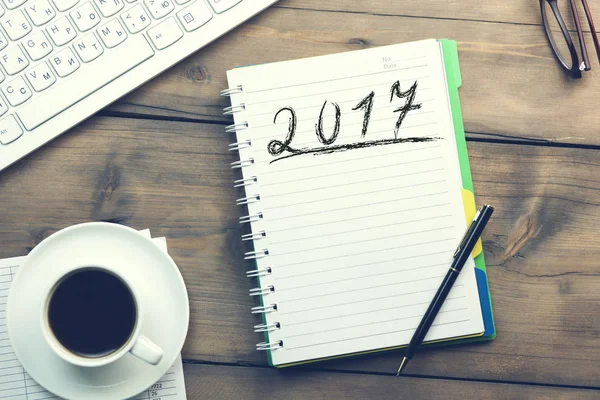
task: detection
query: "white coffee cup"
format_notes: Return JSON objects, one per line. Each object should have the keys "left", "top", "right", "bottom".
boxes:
{"left": 40, "top": 263, "right": 164, "bottom": 368}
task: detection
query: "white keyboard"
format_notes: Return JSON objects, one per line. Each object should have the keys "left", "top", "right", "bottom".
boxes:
{"left": 0, "top": 0, "right": 278, "bottom": 172}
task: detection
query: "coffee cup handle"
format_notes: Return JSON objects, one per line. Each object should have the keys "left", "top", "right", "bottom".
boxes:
{"left": 130, "top": 334, "right": 164, "bottom": 365}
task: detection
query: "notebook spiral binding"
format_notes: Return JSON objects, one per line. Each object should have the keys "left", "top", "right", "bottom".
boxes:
{"left": 223, "top": 103, "right": 246, "bottom": 115}
{"left": 223, "top": 86, "right": 282, "bottom": 352}
{"left": 249, "top": 286, "right": 275, "bottom": 296}
{"left": 256, "top": 341, "right": 283, "bottom": 351}
{"left": 254, "top": 322, "right": 280, "bottom": 333}
{"left": 234, "top": 177, "right": 258, "bottom": 188}
{"left": 252, "top": 304, "right": 277, "bottom": 314}
{"left": 220, "top": 85, "right": 243, "bottom": 96}
{"left": 229, "top": 140, "right": 251, "bottom": 152}
{"left": 226, "top": 122, "right": 249, "bottom": 133}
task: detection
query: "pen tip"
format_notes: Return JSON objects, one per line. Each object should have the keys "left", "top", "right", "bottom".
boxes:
{"left": 396, "top": 357, "right": 409, "bottom": 376}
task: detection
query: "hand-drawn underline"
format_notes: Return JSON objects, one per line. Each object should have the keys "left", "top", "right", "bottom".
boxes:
{"left": 269, "top": 136, "right": 442, "bottom": 164}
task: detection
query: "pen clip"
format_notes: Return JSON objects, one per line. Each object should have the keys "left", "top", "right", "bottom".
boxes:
{"left": 453, "top": 208, "right": 481, "bottom": 258}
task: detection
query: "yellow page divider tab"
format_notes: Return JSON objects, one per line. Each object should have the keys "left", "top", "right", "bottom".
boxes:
{"left": 461, "top": 188, "right": 482, "bottom": 258}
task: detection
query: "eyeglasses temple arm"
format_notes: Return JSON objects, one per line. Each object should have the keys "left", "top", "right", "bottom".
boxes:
{"left": 569, "top": 0, "right": 591, "bottom": 70}
{"left": 581, "top": 0, "right": 600, "bottom": 64}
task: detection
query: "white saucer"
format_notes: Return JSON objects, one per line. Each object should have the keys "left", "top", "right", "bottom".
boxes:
{"left": 6, "top": 223, "right": 190, "bottom": 400}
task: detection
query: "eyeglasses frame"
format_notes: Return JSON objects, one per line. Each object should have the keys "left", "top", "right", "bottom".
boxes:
{"left": 540, "top": 0, "right": 600, "bottom": 79}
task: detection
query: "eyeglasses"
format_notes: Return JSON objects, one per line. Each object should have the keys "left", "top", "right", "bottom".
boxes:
{"left": 540, "top": 0, "right": 600, "bottom": 78}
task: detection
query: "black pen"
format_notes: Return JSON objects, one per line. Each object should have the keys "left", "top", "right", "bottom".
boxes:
{"left": 396, "top": 204, "right": 494, "bottom": 376}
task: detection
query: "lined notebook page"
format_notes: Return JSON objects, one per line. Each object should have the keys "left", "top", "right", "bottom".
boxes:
{"left": 0, "top": 234, "right": 187, "bottom": 399}
{"left": 228, "top": 39, "right": 484, "bottom": 366}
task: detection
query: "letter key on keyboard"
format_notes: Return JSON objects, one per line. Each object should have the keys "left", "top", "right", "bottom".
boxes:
{"left": 93, "top": 0, "right": 124, "bottom": 17}
{"left": 25, "top": 61, "right": 56, "bottom": 91}
{"left": 3, "top": 10, "right": 32, "bottom": 40}
{"left": 26, "top": 0, "right": 57, "bottom": 26}
{"left": 73, "top": 32, "right": 103, "bottom": 61}
{"left": 0, "top": 46, "right": 29, "bottom": 74}
{"left": 70, "top": 2, "right": 101, "bottom": 31}
{"left": 46, "top": 16, "right": 77, "bottom": 45}
{"left": 2, "top": 76, "right": 31, "bottom": 106}
{"left": 97, "top": 18, "right": 127, "bottom": 48}
{"left": 23, "top": 31, "right": 53, "bottom": 60}
{"left": 49, "top": 47, "right": 80, "bottom": 77}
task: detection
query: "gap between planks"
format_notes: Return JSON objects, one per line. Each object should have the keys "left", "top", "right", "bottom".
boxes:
{"left": 181, "top": 359, "right": 600, "bottom": 392}
{"left": 95, "top": 112, "right": 600, "bottom": 153}
{"left": 271, "top": 3, "right": 600, "bottom": 34}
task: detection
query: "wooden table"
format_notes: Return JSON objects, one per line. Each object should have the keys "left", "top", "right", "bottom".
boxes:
{"left": 2, "top": 0, "right": 600, "bottom": 398}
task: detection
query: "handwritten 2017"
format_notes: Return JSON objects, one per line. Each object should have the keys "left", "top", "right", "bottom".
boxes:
{"left": 267, "top": 80, "right": 440, "bottom": 164}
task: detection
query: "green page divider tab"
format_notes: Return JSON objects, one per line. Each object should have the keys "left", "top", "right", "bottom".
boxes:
{"left": 440, "top": 38, "right": 496, "bottom": 340}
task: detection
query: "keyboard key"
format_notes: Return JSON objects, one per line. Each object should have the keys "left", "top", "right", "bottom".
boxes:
{"left": 25, "top": 61, "right": 56, "bottom": 91}
{"left": 93, "top": 0, "right": 123, "bottom": 17}
{"left": 147, "top": 17, "right": 181, "bottom": 49}
{"left": 51, "top": 0, "right": 78, "bottom": 11}
{"left": 0, "top": 30, "right": 8, "bottom": 51}
{"left": 46, "top": 16, "right": 77, "bottom": 45}
{"left": 18, "top": 36, "right": 154, "bottom": 130}
{"left": 48, "top": 47, "right": 79, "bottom": 76}
{"left": 2, "top": 11, "right": 33, "bottom": 40}
{"left": 22, "top": 31, "right": 53, "bottom": 60}
{"left": 97, "top": 18, "right": 127, "bottom": 48}
{"left": 174, "top": 0, "right": 189, "bottom": 5}
{"left": 176, "top": 1, "right": 212, "bottom": 32}
{"left": 1, "top": 0, "right": 27, "bottom": 10}
{"left": 70, "top": 2, "right": 100, "bottom": 31}
{"left": 0, "top": 95, "right": 8, "bottom": 116}
{"left": 25, "top": 0, "right": 57, "bottom": 26}
{"left": 0, "top": 115, "right": 23, "bottom": 144}
{"left": 0, "top": 46, "right": 29, "bottom": 74}
{"left": 73, "top": 32, "right": 103, "bottom": 61}
{"left": 144, "top": 0, "right": 173, "bottom": 19}
{"left": 121, "top": 4, "right": 150, "bottom": 33}
{"left": 206, "top": 0, "right": 240, "bottom": 14}
{"left": 2, "top": 76, "right": 32, "bottom": 105}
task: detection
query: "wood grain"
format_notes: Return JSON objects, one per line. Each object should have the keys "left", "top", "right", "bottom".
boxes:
{"left": 106, "top": 5, "right": 600, "bottom": 144}
{"left": 2, "top": 118, "right": 600, "bottom": 388}
{"left": 274, "top": 0, "right": 599, "bottom": 31}
{"left": 183, "top": 363, "right": 600, "bottom": 400}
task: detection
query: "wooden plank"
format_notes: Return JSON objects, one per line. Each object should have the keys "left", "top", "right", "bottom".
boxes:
{"left": 2, "top": 118, "right": 600, "bottom": 387}
{"left": 273, "top": 0, "right": 597, "bottom": 30}
{"left": 108, "top": 6, "right": 600, "bottom": 144}
{"left": 183, "top": 364, "right": 599, "bottom": 400}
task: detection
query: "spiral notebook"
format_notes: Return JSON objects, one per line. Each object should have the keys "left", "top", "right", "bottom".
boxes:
{"left": 223, "top": 39, "right": 495, "bottom": 367}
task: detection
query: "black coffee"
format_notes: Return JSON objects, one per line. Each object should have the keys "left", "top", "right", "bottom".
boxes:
{"left": 48, "top": 269, "right": 137, "bottom": 358}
